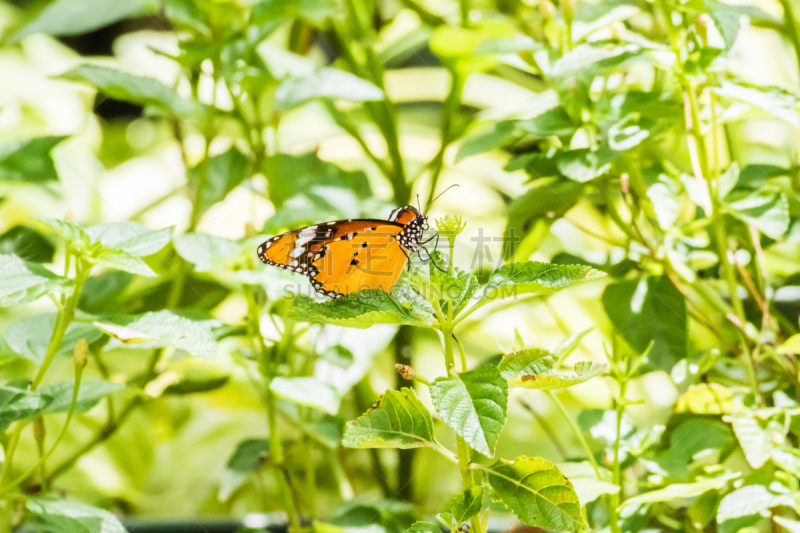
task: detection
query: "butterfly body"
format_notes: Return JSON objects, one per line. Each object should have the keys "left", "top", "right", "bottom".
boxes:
{"left": 257, "top": 206, "right": 429, "bottom": 298}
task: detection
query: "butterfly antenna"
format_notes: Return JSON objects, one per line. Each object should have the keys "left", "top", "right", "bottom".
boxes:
{"left": 426, "top": 184, "right": 460, "bottom": 211}
{"left": 416, "top": 193, "right": 422, "bottom": 213}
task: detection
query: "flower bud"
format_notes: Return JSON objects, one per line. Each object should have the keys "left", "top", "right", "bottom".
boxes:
{"left": 74, "top": 339, "right": 88, "bottom": 369}
{"left": 394, "top": 364, "right": 414, "bottom": 380}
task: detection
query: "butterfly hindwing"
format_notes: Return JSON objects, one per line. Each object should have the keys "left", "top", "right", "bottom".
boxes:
{"left": 310, "top": 226, "right": 407, "bottom": 297}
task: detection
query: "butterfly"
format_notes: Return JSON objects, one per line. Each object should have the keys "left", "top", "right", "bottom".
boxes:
{"left": 257, "top": 205, "right": 437, "bottom": 298}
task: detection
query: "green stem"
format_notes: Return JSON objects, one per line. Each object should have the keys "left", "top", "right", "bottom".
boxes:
{"left": 267, "top": 389, "right": 302, "bottom": 531}
{"left": 427, "top": 67, "right": 464, "bottom": 210}
{"left": 780, "top": 0, "right": 800, "bottom": 76}
{"left": 0, "top": 364, "right": 85, "bottom": 495}
{"left": 607, "top": 379, "right": 627, "bottom": 533}
{"left": 546, "top": 392, "right": 601, "bottom": 476}
{"left": 460, "top": 0, "right": 470, "bottom": 27}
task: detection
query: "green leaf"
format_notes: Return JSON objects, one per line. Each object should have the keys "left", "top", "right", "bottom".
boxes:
{"left": 500, "top": 347, "right": 604, "bottom": 390}
{"left": 0, "top": 226, "right": 56, "bottom": 263}
{"left": 474, "top": 35, "right": 540, "bottom": 55}
{"left": 62, "top": 64, "right": 204, "bottom": 119}
{"left": 624, "top": 472, "right": 739, "bottom": 505}
{"left": 712, "top": 81, "right": 800, "bottom": 129}
{"left": 602, "top": 276, "right": 687, "bottom": 370}
{"left": 330, "top": 501, "right": 415, "bottom": 532}
{"left": 94, "top": 310, "right": 217, "bottom": 358}
{"left": 289, "top": 289, "right": 435, "bottom": 329}
{"left": 449, "top": 486, "right": 485, "bottom": 523}
{"left": 0, "top": 387, "right": 52, "bottom": 430}
{"left": 15, "top": 0, "right": 157, "bottom": 39}
{"left": 517, "top": 106, "right": 579, "bottom": 137}
{"left": 643, "top": 165, "right": 683, "bottom": 230}
{"left": 0, "top": 136, "right": 67, "bottom": 183}
{"left": 498, "top": 348, "right": 555, "bottom": 379}
{"left": 430, "top": 365, "right": 508, "bottom": 457}
{"left": 572, "top": 0, "right": 640, "bottom": 41}
{"left": 0, "top": 254, "right": 72, "bottom": 307}
{"left": 279, "top": 400, "right": 344, "bottom": 448}
{"left": 1, "top": 313, "right": 103, "bottom": 364}
{"left": 550, "top": 43, "right": 641, "bottom": 79}
{"left": 479, "top": 261, "right": 604, "bottom": 306}
{"left": 188, "top": 148, "right": 251, "bottom": 220}
{"left": 85, "top": 222, "right": 172, "bottom": 257}
{"left": 486, "top": 456, "right": 586, "bottom": 531}
{"left": 553, "top": 328, "right": 593, "bottom": 361}
{"left": 676, "top": 383, "right": 744, "bottom": 415}
{"left": 276, "top": 69, "right": 384, "bottom": 110}
{"left": 342, "top": 387, "right": 440, "bottom": 451}
{"left": 173, "top": 233, "right": 242, "bottom": 272}
{"left": 25, "top": 497, "right": 126, "bottom": 533}
{"left": 503, "top": 181, "right": 584, "bottom": 258}
{"left": 264, "top": 152, "right": 372, "bottom": 208}
{"left": 717, "top": 485, "right": 799, "bottom": 522}
{"left": 40, "top": 379, "right": 126, "bottom": 414}
{"left": 270, "top": 377, "right": 341, "bottom": 415}
{"left": 774, "top": 517, "right": 800, "bottom": 533}
{"left": 730, "top": 415, "right": 774, "bottom": 469}
{"left": 723, "top": 188, "right": 789, "bottom": 239}
{"left": 32, "top": 217, "right": 91, "bottom": 245}
{"left": 772, "top": 447, "right": 800, "bottom": 478}
{"left": 404, "top": 522, "right": 441, "bottom": 533}
{"left": 557, "top": 147, "right": 615, "bottom": 182}
{"left": 251, "top": 0, "right": 337, "bottom": 23}
{"left": 557, "top": 462, "right": 619, "bottom": 505}
{"left": 93, "top": 248, "right": 156, "bottom": 276}
{"left": 226, "top": 438, "right": 270, "bottom": 472}
{"left": 455, "top": 120, "right": 518, "bottom": 162}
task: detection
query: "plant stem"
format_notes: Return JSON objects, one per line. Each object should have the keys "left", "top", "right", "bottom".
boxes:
{"left": 780, "top": 0, "right": 800, "bottom": 77}
{"left": 546, "top": 392, "right": 601, "bottom": 476}
{"left": 0, "top": 259, "right": 90, "bottom": 490}
{"left": 266, "top": 390, "right": 302, "bottom": 531}
{"left": 607, "top": 378, "right": 627, "bottom": 533}
{"left": 426, "top": 67, "right": 464, "bottom": 209}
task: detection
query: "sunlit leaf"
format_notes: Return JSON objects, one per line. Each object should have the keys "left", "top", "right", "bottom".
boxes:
{"left": 486, "top": 456, "right": 586, "bottom": 531}
{"left": 430, "top": 365, "right": 508, "bottom": 457}
{"left": 1, "top": 313, "right": 102, "bottom": 364}
{"left": 25, "top": 497, "right": 126, "bottom": 533}
{"left": 0, "top": 387, "right": 52, "bottom": 431}
{"left": 551, "top": 43, "right": 641, "bottom": 78}
{"left": 730, "top": 415, "right": 775, "bottom": 469}
{"left": 40, "top": 379, "right": 126, "bottom": 414}
{"left": 96, "top": 310, "right": 217, "bottom": 358}
{"left": 449, "top": 486, "right": 485, "bottom": 524}
{"left": 342, "top": 387, "right": 440, "bottom": 450}
{"left": 0, "top": 136, "right": 67, "bottom": 183}
{"left": 276, "top": 69, "right": 383, "bottom": 110}
{"left": 0, "top": 254, "right": 72, "bottom": 307}
{"left": 403, "top": 523, "right": 440, "bottom": 533}
{"left": 15, "top": 0, "right": 156, "bottom": 39}
{"left": 602, "top": 276, "right": 687, "bottom": 370}
{"left": 557, "top": 462, "right": 619, "bottom": 505}
{"left": 85, "top": 222, "right": 172, "bottom": 257}
{"left": 624, "top": 473, "right": 739, "bottom": 505}
{"left": 724, "top": 188, "right": 789, "bottom": 239}
{"left": 676, "top": 383, "right": 744, "bottom": 415}
{"left": 712, "top": 81, "right": 800, "bottom": 129}
{"left": 251, "top": 0, "right": 337, "bottom": 23}
{"left": 270, "top": 377, "right": 341, "bottom": 415}
{"left": 289, "top": 289, "right": 435, "bottom": 329}
{"left": 717, "top": 484, "right": 799, "bottom": 522}
{"left": 479, "top": 261, "right": 604, "bottom": 306}
{"left": 62, "top": 64, "right": 204, "bottom": 119}
{"left": 93, "top": 248, "right": 156, "bottom": 276}
{"left": 188, "top": 148, "right": 251, "bottom": 220}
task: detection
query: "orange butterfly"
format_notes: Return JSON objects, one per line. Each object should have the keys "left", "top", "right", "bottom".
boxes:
{"left": 257, "top": 205, "right": 437, "bottom": 298}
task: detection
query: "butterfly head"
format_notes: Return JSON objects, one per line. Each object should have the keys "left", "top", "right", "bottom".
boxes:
{"left": 389, "top": 205, "right": 429, "bottom": 252}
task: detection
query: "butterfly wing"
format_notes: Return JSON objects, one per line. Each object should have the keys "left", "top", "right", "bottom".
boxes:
{"left": 310, "top": 225, "right": 408, "bottom": 297}
{"left": 257, "top": 220, "right": 409, "bottom": 297}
